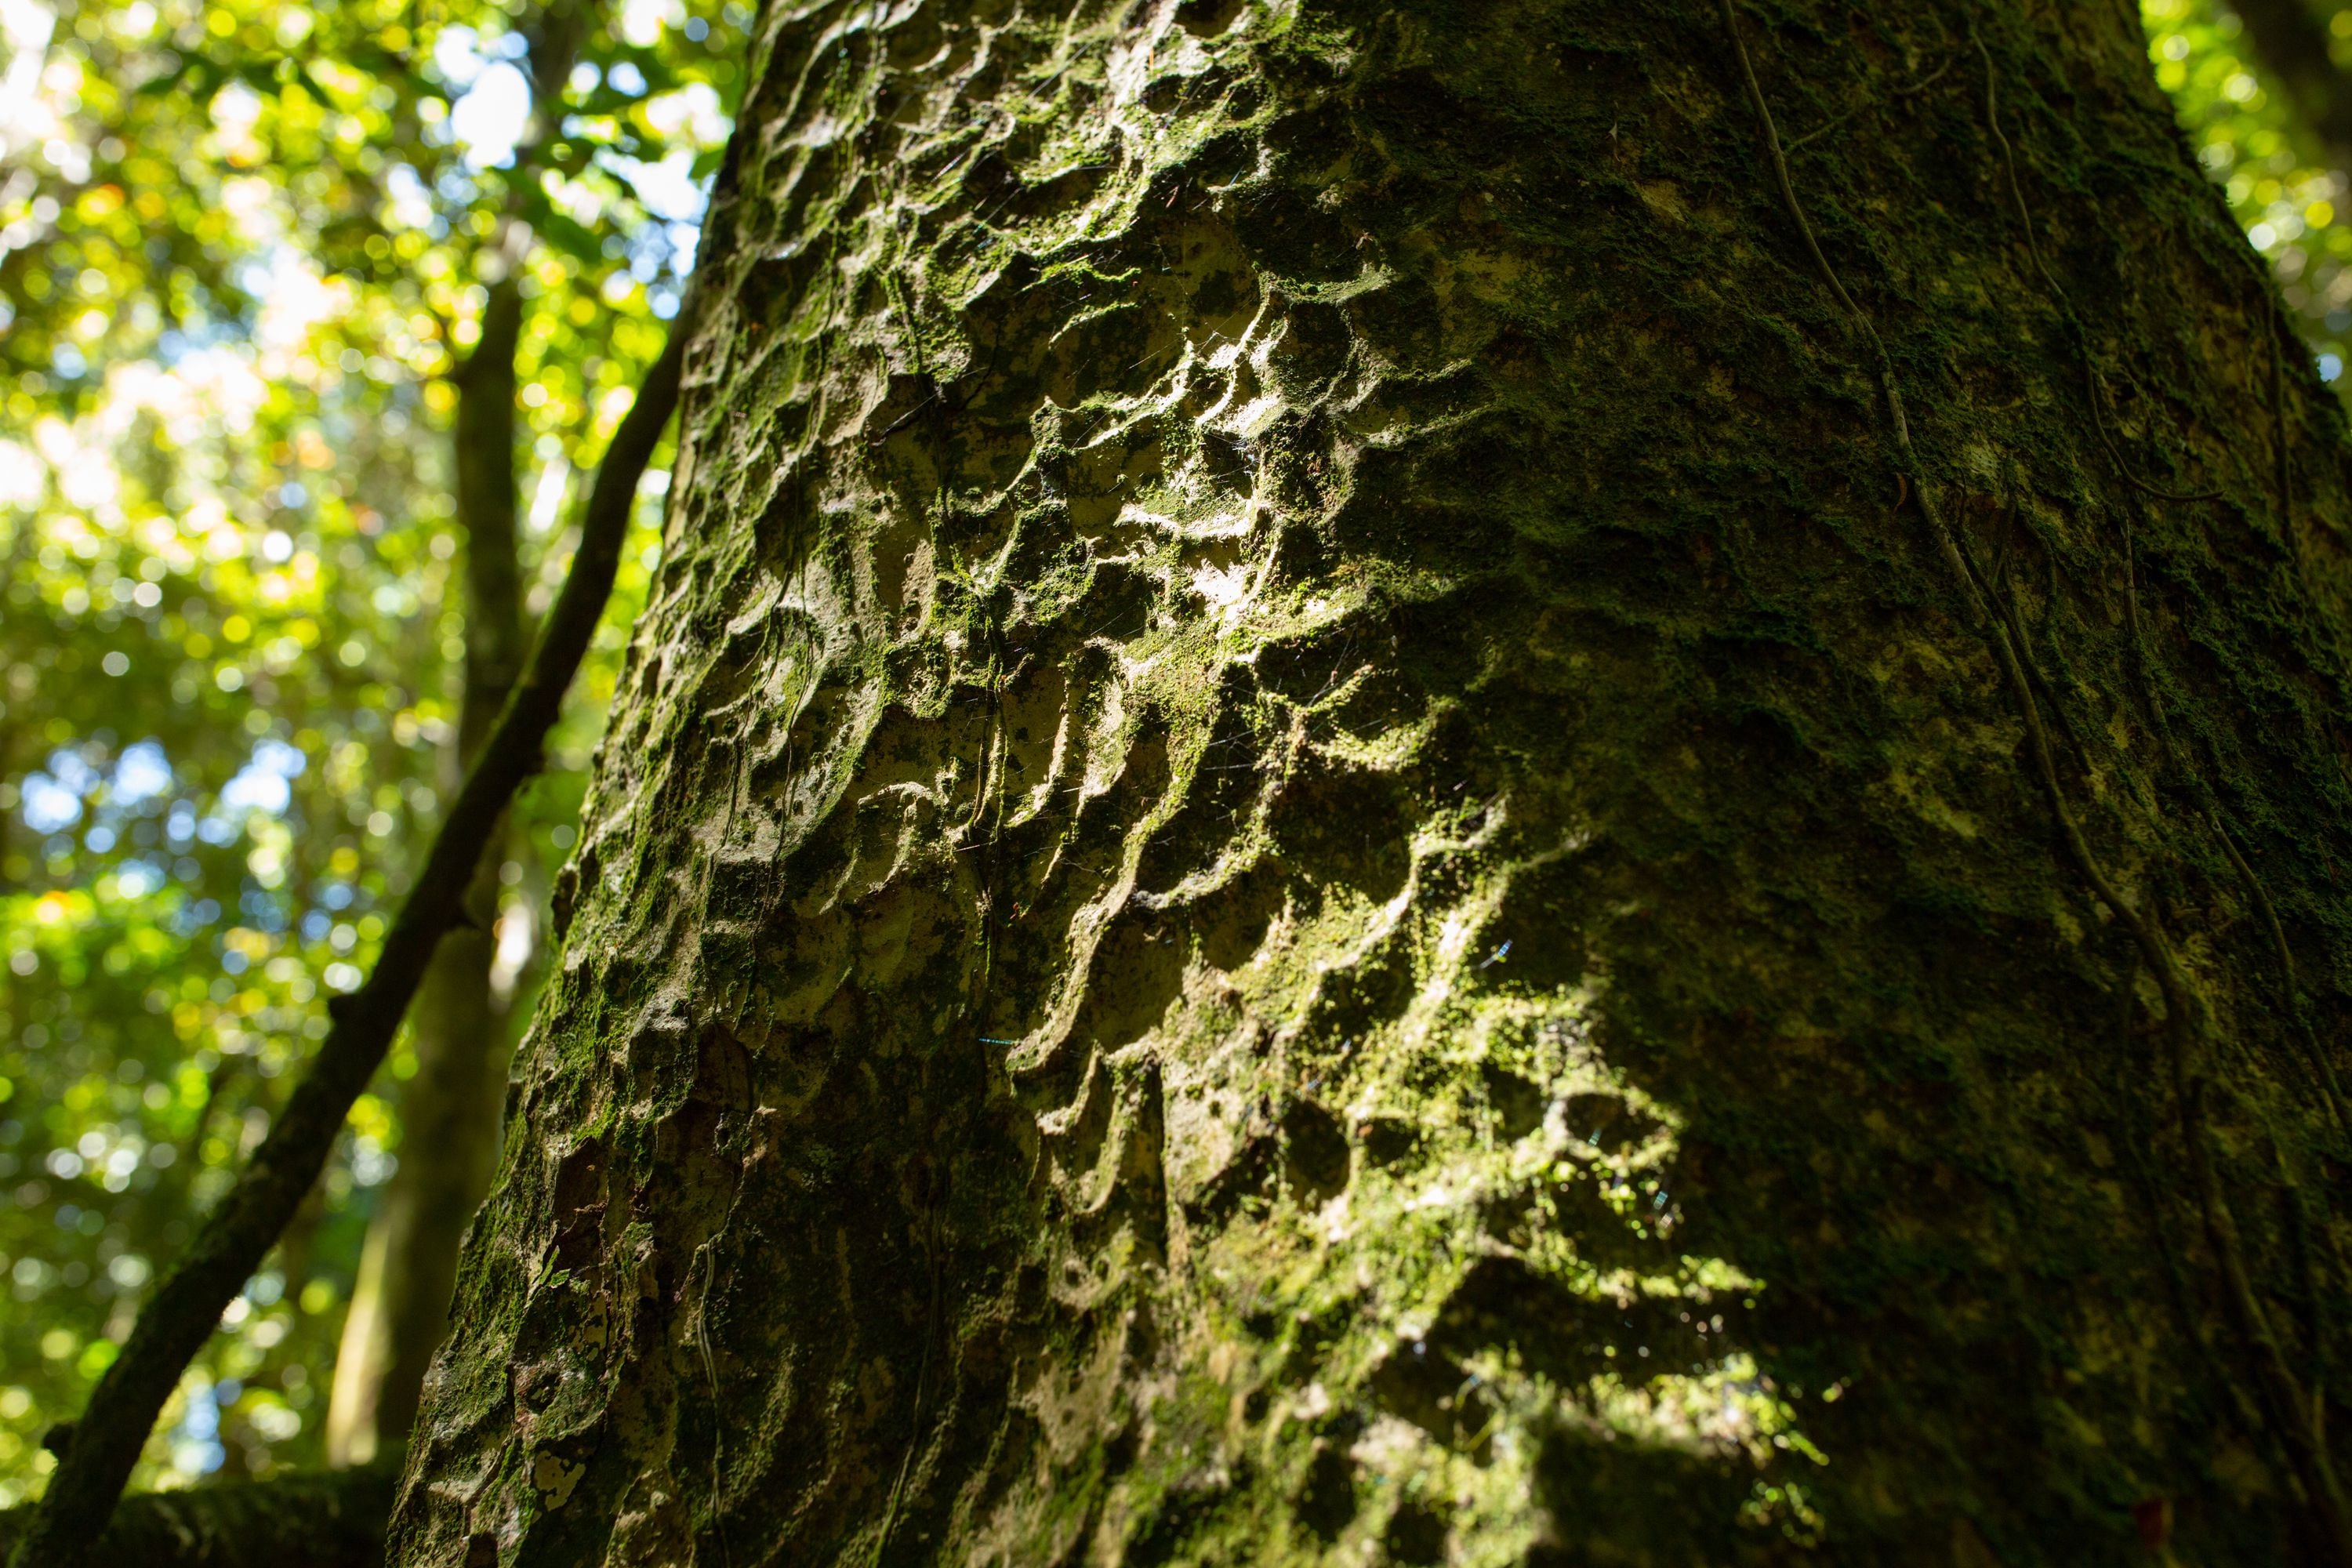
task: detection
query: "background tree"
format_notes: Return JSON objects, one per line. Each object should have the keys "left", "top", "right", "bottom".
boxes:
{"left": 2232, "top": 0, "right": 2352, "bottom": 176}
{"left": 2154, "top": 0, "right": 2352, "bottom": 379}
{"left": 0, "top": 0, "right": 734, "bottom": 1499}
{"left": 385, "top": 0, "right": 2352, "bottom": 1564}
{"left": 327, "top": 0, "right": 583, "bottom": 1469}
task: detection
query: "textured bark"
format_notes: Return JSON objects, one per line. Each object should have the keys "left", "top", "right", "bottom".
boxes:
{"left": 332, "top": 282, "right": 531, "bottom": 1467}
{"left": 396, "top": 2, "right": 2352, "bottom": 1564}
{"left": 0, "top": 1470, "right": 394, "bottom": 1568}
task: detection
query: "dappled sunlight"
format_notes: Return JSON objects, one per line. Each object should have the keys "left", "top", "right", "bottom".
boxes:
{"left": 2146, "top": 0, "right": 2352, "bottom": 381}
{"left": 0, "top": 0, "right": 742, "bottom": 1506}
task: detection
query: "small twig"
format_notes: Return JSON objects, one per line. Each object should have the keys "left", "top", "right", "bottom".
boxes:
{"left": 868, "top": 387, "right": 942, "bottom": 445}
{"left": 2278, "top": 1145, "right": 2331, "bottom": 1436}
{"left": 5, "top": 313, "right": 692, "bottom": 1568}
{"left": 2090, "top": 374, "right": 2223, "bottom": 504}
{"left": 1783, "top": 54, "right": 1957, "bottom": 151}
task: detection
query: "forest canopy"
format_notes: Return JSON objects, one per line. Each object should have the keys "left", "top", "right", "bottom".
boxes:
{"left": 0, "top": 0, "right": 2343, "bottom": 1514}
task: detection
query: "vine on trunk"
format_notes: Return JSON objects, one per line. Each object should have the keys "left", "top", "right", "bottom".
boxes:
{"left": 1719, "top": 1, "right": 2352, "bottom": 1555}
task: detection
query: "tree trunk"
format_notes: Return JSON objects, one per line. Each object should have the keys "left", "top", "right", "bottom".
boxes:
{"left": 329, "top": 279, "right": 530, "bottom": 1468}
{"left": 393, "top": 2, "right": 2352, "bottom": 1563}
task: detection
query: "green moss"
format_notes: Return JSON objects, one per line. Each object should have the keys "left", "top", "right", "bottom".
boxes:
{"left": 397, "top": 2, "right": 2352, "bottom": 1565}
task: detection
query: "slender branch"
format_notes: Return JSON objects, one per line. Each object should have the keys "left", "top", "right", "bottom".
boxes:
{"left": 5, "top": 319, "right": 689, "bottom": 1568}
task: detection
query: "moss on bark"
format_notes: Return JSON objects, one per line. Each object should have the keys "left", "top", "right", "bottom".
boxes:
{"left": 396, "top": 2, "right": 2352, "bottom": 1563}
{"left": 0, "top": 1468, "right": 394, "bottom": 1567}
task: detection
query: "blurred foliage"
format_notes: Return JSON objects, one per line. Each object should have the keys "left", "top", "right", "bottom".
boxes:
{"left": 2146, "top": 0, "right": 2352, "bottom": 382}
{"left": 0, "top": 0, "right": 738, "bottom": 1504}
{"left": 2, "top": 0, "right": 2347, "bottom": 1518}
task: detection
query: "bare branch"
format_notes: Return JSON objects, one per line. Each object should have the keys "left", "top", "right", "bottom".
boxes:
{"left": 4, "top": 314, "right": 691, "bottom": 1568}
